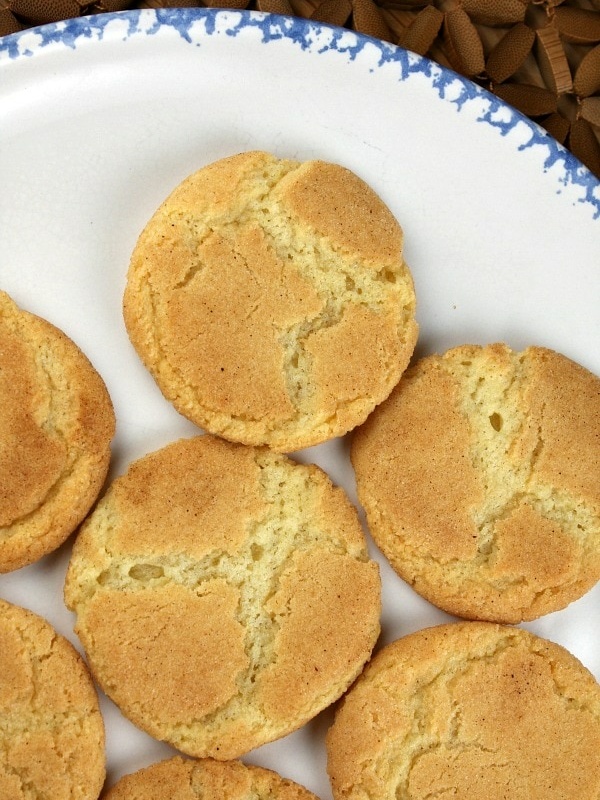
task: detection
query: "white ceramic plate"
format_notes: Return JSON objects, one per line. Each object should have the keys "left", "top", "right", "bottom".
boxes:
{"left": 1, "top": 9, "right": 599, "bottom": 797}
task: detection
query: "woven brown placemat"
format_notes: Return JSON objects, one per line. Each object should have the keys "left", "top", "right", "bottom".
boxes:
{"left": 2, "top": 0, "right": 599, "bottom": 179}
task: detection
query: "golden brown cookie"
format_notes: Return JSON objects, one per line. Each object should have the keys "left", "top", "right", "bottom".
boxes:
{"left": 123, "top": 151, "right": 418, "bottom": 451}
{"left": 103, "top": 756, "right": 319, "bottom": 800}
{"left": 0, "top": 598, "right": 105, "bottom": 800}
{"left": 327, "top": 621, "right": 600, "bottom": 800}
{"left": 0, "top": 291, "right": 115, "bottom": 572}
{"left": 351, "top": 343, "right": 600, "bottom": 623}
{"left": 64, "top": 434, "right": 381, "bottom": 759}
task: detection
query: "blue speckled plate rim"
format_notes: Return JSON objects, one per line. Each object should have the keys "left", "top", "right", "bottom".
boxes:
{"left": 1, "top": 7, "right": 599, "bottom": 218}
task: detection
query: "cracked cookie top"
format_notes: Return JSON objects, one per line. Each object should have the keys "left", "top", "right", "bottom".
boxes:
{"left": 326, "top": 622, "right": 600, "bottom": 800}
{"left": 0, "top": 599, "right": 105, "bottom": 800}
{"left": 351, "top": 343, "right": 600, "bottom": 623}
{"left": 123, "top": 151, "right": 418, "bottom": 451}
{"left": 104, "top": 756, "right": 319, "bottom": 800}
{"left": 64, "top": 434, "right": 381, "bottom": 759}
{"left": 0, "top": 291, "right": 115, "bottom": 572}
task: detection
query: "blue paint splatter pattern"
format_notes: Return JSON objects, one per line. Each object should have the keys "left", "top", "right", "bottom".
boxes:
{"left": 1, "top": 8, "right": 599, "bottom": 217}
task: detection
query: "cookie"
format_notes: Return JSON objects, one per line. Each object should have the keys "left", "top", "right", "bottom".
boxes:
{"left": 123, "top": 150, "right": 418, "bottom": 451}
{"left": 327, "top": 621, "right": 600, "bottom": 800}
{"left": 0, "top": 598, "right": 105, "bottom": 800}
{"left": 0, "top": 291, "right": 115, "bottom": 572}
{"left": 103, "top": 756, "right": 319, "bottom": 800}
{"left": 64, "top": 434, "right": 381, "bottom": 759}
{"left": 351, "top": 343, "right": 600, "bottom": 622}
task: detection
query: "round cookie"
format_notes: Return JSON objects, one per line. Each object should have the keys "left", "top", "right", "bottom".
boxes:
{"left": 0, "top": 291, "right": 115, "bottom": 572}
{"left": 351, "top": 343, "right": 600, "bottom": 623}
{"left": 326, "top": 621, "right": 600, "bottom": 800}
{"left": 123, "top": 150, "right": 418, "bottom": 451}
{"left": 103, "top": 756, "right": 319, "bottom": 800}
{"left": 64, "top": 434, "right": 381, "bottom": 759}
{"left": 0, "top": 598, "right": 105, "bottom": 800}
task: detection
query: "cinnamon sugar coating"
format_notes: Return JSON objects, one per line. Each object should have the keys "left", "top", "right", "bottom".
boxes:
{"left": 123, "top": 151, "right": 417, "bottom": 451}
{"left": 65, "top": 435, "right": 380, "bottom": 759}
{"left": 104, "top": 756, "right": 319, "bottom": 800}
{"left": 0, "top": 291, "right": 114, "bottom": 572}
{"left": 327, "top": 622, "right": 600, "bottom": 800}
{"left": 0, "top": 599, "right": 105, "bottom": 800}
{"left": 352, "top": 343, "right": 600, "bottom": 622}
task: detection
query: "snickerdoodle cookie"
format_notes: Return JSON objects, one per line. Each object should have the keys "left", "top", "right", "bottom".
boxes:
{"left": 0, "top": 291, "right": 115, "bottom": 572}
{"left": 104, "top": 756, "right": 319, "bottom": 800}
{"left": 123, "top": 151, "right": 417, "bottom": 451}
{"left": 326, "top": 622, "right": 600, "bottom": 800}
{"left": 0, "top": 598, "right": 105, "bottom": 800}
{"left": 351, "top": 343, "right": 600, "bottom": 622}
{"left": 64, "top": 434, "right": 380, "bottom": 759}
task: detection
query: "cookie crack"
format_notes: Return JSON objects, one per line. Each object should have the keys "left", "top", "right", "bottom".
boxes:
{"left": 546, "top": 655, "right": 600, "bottom": 716}
{"left": 363, "top": 634, "right": 521, "bottom": 799}
{"left": 257, "top": 197, "right": 411, "bottom": 417}
{"left": 71, "top": 452, "right": 359, "bottom": 749}
{"left": 170, "top": 457, "right": 355, "bottom": 739}
{"left": 137, "top": 159, "right": 412, "bottom": 432}
{"left": 444, "top": 355, "right": 593, "bottom": 588}
{"left": 0, "top": 327, "right": 74, "bottom": 534}
{"left": 0, "top": 751, "right": 33, "bottom": 800}
{"left": 0, "top": 708, "right": 93, "bottom": 800}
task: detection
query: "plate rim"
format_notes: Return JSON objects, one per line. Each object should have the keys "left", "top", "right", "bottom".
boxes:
{"left": 1, "top": 7, "right": 599, "bottom": 219}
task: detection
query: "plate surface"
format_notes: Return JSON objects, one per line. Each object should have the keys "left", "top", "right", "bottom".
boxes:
{"left": 1, "top": 9, "right": 599, "bottom": 797}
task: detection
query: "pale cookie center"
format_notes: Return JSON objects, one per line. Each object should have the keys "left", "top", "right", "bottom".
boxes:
{"left": 446, "top": 353, "right": 595, "bottom": 584}
{"left": 252, "top": 193, "right": 412, "bottom": 417}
